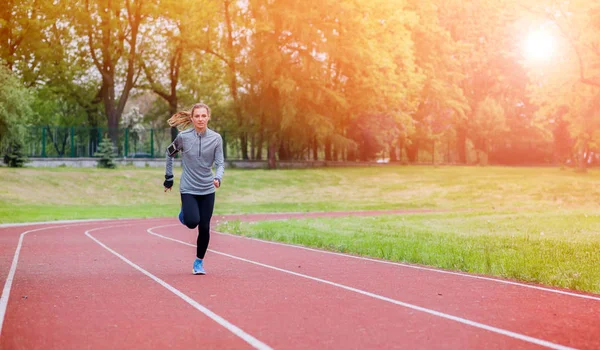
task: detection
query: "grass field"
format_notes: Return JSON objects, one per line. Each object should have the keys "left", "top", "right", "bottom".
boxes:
{"left": 220, "top": 210, "right": 600, "bottom": 292}
{"left": 1, "top": 165, "right": 599, "bottom": 293}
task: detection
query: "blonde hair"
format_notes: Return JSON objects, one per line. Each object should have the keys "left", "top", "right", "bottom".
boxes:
{"left": 167, "top": 103, "right": 212, "bottom": 130}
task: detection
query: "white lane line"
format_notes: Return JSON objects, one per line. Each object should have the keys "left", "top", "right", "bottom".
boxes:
{"left": 209, "top": 226, "right": 600, "bottom": 302}
{"left": 0, "top": 221, "right": 121, "bottom": 338}
{"left": 85, "top": 226, "right": 272, "bottom": 350}
{"left": 147, "top": 225, "right": 574, "bottom": 350}
{"left": 152, "top": 222, "right": 600, "bottom": 301}
{"left": 0, "top": 217, "right": 170, "bottom": 229}
{"left": 0, "top": 219, "right": 111, "bottom": 228}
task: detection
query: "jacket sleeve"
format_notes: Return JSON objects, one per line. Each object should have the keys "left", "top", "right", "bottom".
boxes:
{"left": 213, "top": 135, "right": 225, "bottom": 181}
{"left": 165, "top": 134, "right": 183, "bottom": 177}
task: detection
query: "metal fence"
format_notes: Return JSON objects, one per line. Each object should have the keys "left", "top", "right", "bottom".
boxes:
{"left": 20, "top": 126, "right": 177, "bottom": 158}
{"left": 11, "top": 126, "right": 560, "bottom": 165}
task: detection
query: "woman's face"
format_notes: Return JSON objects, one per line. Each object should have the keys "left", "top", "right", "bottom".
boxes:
{"left": 191, "top": 107, "right": 210, "bottom": 131}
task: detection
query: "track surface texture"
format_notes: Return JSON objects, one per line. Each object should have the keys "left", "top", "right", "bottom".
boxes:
{"left": 1, "top": 210, "right": 599, "bottom": 350}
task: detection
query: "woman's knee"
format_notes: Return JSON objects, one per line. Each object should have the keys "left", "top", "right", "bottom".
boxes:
{"left": 183, "top": 217, "right": 200, "bottom": 229}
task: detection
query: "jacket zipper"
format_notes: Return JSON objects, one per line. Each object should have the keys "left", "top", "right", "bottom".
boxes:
{"left": 198, "top": 134, "right": 202, "bottom": 158}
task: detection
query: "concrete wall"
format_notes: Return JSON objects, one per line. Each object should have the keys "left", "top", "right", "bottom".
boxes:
{"left": 25, "top": 158, "right": 178, "bottom": 168}
{"left": 22, "top": 158, "right": 389, "bottom": 169}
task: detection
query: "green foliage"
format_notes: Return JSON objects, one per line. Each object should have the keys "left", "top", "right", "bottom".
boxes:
{"left": 523, "top": 0, "right": 600, "bottom": 171}
{"left": 3, "top": 139, "right": 27, "bottom": 167}
{"left": 94, "top": 136, "right": 117, "bottom": 169}
{"left": 30, "top": 86, "right": 90, "bottom": 127}
{"left": 3, "top": 0, "right": 600, "bottom": 167}
{"left": 470, "top": 97, "right": 507, "bottom": 164}
{"left": 406, "top": 0, "right": 469, "bottom": 157}
{"left": 0, "top": 63, "right": 32, "bottom": 145}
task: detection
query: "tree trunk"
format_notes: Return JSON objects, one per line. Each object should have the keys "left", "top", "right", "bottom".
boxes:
{"left": 577, "top": 142, "right": 588, "bottom": 173}
{"left": 169, "top": 99, "right": 178, "bottom": 141}
{"left": 398, "top": 139, "right": 404, "bottom": 162}
{"left": 268, "top": 135, "right": 278, "bottom": 169}
{"left": 240, "top": 133, "right": 248, "bottom": 160}
{"left": 106, "top": 102, "right": 119, "bottom": 146}
{"left": 389, "top": 141, "right": 397, "bottom": 162}
{"left": 324, "top": 138, "right": 332, "bottom": 161}
{"left": 456, "top": 126, "right": 467, "bottom": 164}
{"left": 256, "top": 130, "right": 263, "bottom": 160}
{"left": 278, "top": 138, "right": 288, "bottom": 161}
{"left": 406, "top": 140, "right": 419, "bottom": 162}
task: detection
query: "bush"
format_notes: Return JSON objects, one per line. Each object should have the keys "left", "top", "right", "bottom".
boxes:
{"left": 95, "top": 136, "right": 117, "bottom": 169}
{"left": 3, "top": 140, "right": 27, "bottom": 167}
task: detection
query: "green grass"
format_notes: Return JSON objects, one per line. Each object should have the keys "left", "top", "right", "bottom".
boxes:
{"left": 1, "top": 166, "right": 599, "bottom": 222}
{"left": 218, "top": 210, "right": 600, "bottom": 293}
{"left": 1, "top": 165, "right": 599, "bottom": 293}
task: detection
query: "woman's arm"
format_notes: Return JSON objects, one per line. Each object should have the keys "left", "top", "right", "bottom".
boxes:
{"left": 213, "top": 135, "right": 225, "bottom": 187}
{"left": 164, "top": 135, "right": 182, "bottom": 191}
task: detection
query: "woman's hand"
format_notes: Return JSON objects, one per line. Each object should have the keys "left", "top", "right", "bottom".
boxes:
{"left": 164, "top": 175, "right": 174, "bottom": 192}
{"left": 213, "top": 178, "right": 221, "bottom": 188}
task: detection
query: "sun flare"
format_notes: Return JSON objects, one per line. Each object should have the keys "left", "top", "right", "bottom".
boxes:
{"left": 524, "top": 28, "right": 556, "bottom": 62}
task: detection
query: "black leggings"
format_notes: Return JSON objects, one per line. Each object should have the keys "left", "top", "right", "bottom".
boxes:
{"left": 181, "top": 192, "right": 215, "bottom": 259}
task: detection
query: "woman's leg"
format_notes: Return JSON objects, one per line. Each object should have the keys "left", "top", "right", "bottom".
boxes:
{"left": 180, "top": 193, "right": 200, "bottom": 229}
{"left": 196, "top": 192, "right": 215, "bottom": 259}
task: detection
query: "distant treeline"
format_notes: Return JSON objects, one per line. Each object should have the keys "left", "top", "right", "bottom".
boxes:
{"left": 1, "top": 0, "right": 599, "bottom": 169}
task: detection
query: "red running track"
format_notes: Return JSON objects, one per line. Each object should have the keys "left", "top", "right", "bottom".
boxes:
{"left": 1, "top": 212, "right": 599, "bottom": 349}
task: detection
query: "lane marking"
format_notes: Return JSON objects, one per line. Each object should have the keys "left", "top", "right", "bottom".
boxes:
{"left": 0, "top": 217, "right": 168, "bottom": 229}
{"left": 0, "top": 221, "right": 125, "bottom": 338}
{"left": 85, "top": 226, "right": 272, "bottom": 350}
{"left": 0, "top": 219, "right": 111, "bottom": 228}
{"left": 147, "top": 225, "right": 575, "bottom": 350}
{"left": 210, "top": 227, "right": 600, "bottom": 302}
{"left": 152, "top": 221, "right": 600, "bottom": 302}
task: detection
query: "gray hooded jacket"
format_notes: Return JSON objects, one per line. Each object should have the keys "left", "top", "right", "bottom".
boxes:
{"left": 165, "top": 128, "right": 224, "bottom": 195}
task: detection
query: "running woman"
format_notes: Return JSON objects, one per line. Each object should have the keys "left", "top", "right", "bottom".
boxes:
{"left": 163, "top": 103, "right": 224, "bottom": 275}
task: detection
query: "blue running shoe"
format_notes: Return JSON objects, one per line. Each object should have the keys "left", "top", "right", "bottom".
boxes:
{"left": 193, "top": 258, "right": 206, "bottom": 275}
{"left": 178, "top": 208, "right": 184, "bottom": 225}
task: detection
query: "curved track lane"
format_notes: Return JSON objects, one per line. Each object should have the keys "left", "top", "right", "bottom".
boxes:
{"left": 0, "top": 212, "right": 598, "bottom": 349}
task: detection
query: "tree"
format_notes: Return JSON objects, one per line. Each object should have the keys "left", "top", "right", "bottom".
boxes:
{"left": 70, "top": 0, "right": 154, "bottom": 145}
{"left": 436, "top": 0, "right": 522, "bottom": 164}
{"left": 0, "top": 63, "right": 32, "bottom": 147}
{"left": 95, "top": 136, "right": 117, "bottom": 168}
{"left": 137, "top": 0, "right": 217, "bottom": 141}
{"left": 243, "top": 0, "right": 419, "bottom": 167}
{"left": 522, "top": 0, "right": 600, "bottom": 171}
{"left": 470, "top": 97, "right": 507, "bottom": 164}
{"left": 216, "top": 0, "right": 249, "bottom": 159}
{"left": 0, "top": 0, "right": 47, "bottom": 74}
{"left": 404, "top": 0, "right": 468, "bottom": 162}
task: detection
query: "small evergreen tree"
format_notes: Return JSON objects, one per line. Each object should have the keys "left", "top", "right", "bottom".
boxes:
{"left": 3, "top": 140, "right": 27, "bottom": 168}
{"left": 95, "top": 136, "right": 117, "bottom": 169}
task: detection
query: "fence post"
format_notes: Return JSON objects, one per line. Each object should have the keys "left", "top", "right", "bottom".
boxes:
{"left": 222, "top": 131, "right": 227, "bottom": 160}
{"left": 150, "top": 129, "right": 154, "bottom": 158}
{"left": 70, "top": 127, "right": 75, "bottom": 157}
{"left": 125, "top": 128, "right": 129, "bottom": 158}
{"left": 41, "top": 127, "right": 47, "bottom": 157}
